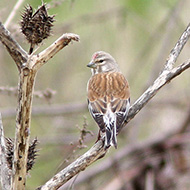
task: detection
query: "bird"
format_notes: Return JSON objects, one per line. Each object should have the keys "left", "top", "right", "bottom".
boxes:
{"left": 87, "top": 51, "right": 130, "bottom": 149}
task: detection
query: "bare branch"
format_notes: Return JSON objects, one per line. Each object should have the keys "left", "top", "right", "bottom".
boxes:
{"left": 4, "top": 0, "right": 25, "bottom": 28}
{"left": 64, "top": 108, "right": 190, "bottom": 188}
{"left": 11, "top": 30, "right": 79, "bottom": 189}
{"left": 12, "top": 69, "right": 37, "bottom": 190}
{"left": 126, "top": 59, "right": 190, "bottom": 125}
{"left": 0, "top": 86, "right": 56, "bottom": 101}
{"left": 37, "top": 140, "right": 106, "bottom": 190}
{"left": 163, "top": 23, "right": 190, "bottom": 71}
{"left": 1, "top": 98, "right": 187, "bottom": 119}
{"left": 0, "top": 86, "right": 17, "bottom": 96}
{"left": 0, "top": 5, "right": 81, "bottom": 189}
{"left": 0, "top": 22, "right": 79, "bottom": 189}
{"left": 0, "top": 102, "right": 86, "bottom": 118}
{"left": 30, "top": 102, "right": 86, "bottom": 116}
{"left": 33, "top": 33, "right": 80, "bottom": 70}
{"left": 0, "top": 113, "right": 11, "bottom": 190}
{"left": 0, "top": 22, "right": 28, "bottom": 69}
{"left": 37, "top": 23, "right": 190, "bottom": 190}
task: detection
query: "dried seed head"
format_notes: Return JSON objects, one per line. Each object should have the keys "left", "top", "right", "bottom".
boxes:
{"left": 5, "top": 138, "right": 14, "bottom": 170}
{"left": 27, "top": 138, "right": 39, "bottom": 171}
{"left": 5, "top": 137, "right": 39, "bottom": 172}
{"left": 20, "top": 4, "right": 55, "bottom": 54}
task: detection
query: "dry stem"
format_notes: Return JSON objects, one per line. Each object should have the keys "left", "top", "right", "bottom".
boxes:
{"left": 0, "top": 21, "right": 79, "bottom": 190}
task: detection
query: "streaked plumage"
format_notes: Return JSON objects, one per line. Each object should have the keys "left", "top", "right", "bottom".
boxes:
{"left": 87, "top": 51, "right": 130, "bottom": 149}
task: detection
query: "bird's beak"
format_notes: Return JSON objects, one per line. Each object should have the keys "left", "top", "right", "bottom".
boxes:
{"left": 87, "top": 61, "right": 96, "bottom": 68}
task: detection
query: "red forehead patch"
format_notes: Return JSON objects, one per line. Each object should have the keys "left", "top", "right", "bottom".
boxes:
{"left": 92, "top": 53, "right": 99, "bottom": 60}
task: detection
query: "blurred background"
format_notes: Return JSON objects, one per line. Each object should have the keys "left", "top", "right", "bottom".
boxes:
{"left": 0, "top": 0, "right": 190, "bottom": 189}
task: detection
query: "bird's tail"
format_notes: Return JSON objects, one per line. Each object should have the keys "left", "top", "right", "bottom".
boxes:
{"left": 105, "top": 121, "right": 117, "bottom": 149}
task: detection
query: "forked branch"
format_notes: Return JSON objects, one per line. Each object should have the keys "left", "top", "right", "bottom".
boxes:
{"left": 0, "top": 21, "right": 79, "bottom": 190}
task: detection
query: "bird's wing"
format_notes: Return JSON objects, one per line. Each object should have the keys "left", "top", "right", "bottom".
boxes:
{"left": 109, "top": 72, "right": 130, "bottom": 133}
{"left": 87, "top": 73, "right": 108, "bottom": 133}
{"left": 113, "top": 97, "right": 130, "bottom": 134}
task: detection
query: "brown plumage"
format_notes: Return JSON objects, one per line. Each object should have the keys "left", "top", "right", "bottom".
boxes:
{"left": 87, "top": 51, "right": 130, "bottom": 149}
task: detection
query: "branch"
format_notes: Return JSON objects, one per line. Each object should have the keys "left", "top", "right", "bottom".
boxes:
{"left": 64, "top": 131, "right": 190, "bottom": 188}
{"left": 0, "top": 113, "right": 11, "bottom": 190}
{"left": 163, "top": 22, "right": 190, "bottom": 71}
{"left": 126, "top": 59, "right": 190, "bottom": 125}
{"left": 0, "top": 22, "right": 28, "bottom": 69}
{"left": 33, "top": 33, "right": 80, "bottom": 70}
{"left": 0, "top": 86, "right": 56, "bottom": 101}
{"left": 1, "top": 98, "right": 187, "bottom": 119}
{"left": 0, "top": 102, "right": 86, "bottom": 118}
{"left": 37, "top": 140, "right": 106, "bottom": 190}
{"left": 37, "top": 23, "right": 190, "bottom": 190}
{"left": 4, "top": 0, "right": 25, "bottom": 28}
{"left": 70, "top": 107, "right": 190, "bottom": 188}
{"left": 0, "top": 21, "right": 79, "bottom": 190}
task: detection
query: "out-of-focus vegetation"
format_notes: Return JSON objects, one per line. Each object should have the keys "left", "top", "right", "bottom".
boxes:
{"left": 0, "top": 0, "right": 190, "bottom": 189}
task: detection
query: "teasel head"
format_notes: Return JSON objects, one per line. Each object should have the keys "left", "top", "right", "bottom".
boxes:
{"left": 5, "top": 137, "right": 39, "bottom": 172}
{"left": 20, "top": 4, "right": 55, "bottom": 54}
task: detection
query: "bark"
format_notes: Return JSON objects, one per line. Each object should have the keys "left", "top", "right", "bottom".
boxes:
{"left": 0, "top": 22, "right": 28, "bottom": 69}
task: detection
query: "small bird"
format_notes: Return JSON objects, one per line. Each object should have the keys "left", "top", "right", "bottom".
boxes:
{"left": 87, "top": 51, "right": 130, "bottom": 149}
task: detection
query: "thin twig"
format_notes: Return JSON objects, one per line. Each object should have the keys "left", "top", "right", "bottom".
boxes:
{"left": 0, "top": 86, "right": 56, "bottom": 101}
{"left": 0, "top": 102, "right": 86, "bottom": 118}
{"left": 163, "top": 23, "right": 190, "bottom": 71}
{"left": 4, "top": 0, "right": 25, "bottom": 28}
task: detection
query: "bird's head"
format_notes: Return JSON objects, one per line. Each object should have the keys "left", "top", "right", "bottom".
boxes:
{"left": 87, "top": 51, "right": 119, "bottom": 75}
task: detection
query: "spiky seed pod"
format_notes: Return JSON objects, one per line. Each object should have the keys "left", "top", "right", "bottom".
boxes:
{"left": 20, "top": 4, "right": 55, "bottom": 54}
{"left": 5, "top": 138, "right": 14, "bottom": 170}
{"left": 5, "top": 137, "right": 39, "bottom": 172}
{"left": 27, "top": 138, "right": 39, "bottom": 171}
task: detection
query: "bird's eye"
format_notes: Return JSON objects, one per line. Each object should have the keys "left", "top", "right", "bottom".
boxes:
{"left": 99, "top": 59, "right": 104, "bottom": 63}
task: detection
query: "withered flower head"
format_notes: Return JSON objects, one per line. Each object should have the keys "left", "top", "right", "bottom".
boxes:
{"left": 27, "top": 138, "right": 39, "bottom": 171}
{"left": 5, "top": 137, "right": 39, "bottom": 172}
{"left": 20, "top": 4, "right": 55, "bottom": 54}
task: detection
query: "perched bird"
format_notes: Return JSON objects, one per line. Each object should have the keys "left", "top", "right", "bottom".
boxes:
{"left": 87, "top": 51, "right": 130, "bottom": 149}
